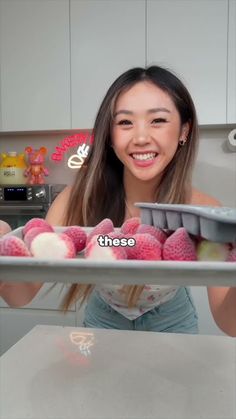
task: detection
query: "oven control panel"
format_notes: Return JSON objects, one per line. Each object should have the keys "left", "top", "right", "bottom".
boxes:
{"left": 0, "top": 184, "right": 65, "bottom": 205}
{"left": 0, "top": 186, "right": 47, "bottom": 203}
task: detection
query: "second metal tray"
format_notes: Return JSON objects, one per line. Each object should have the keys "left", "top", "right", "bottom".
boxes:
{"left": 135, "top": 203, "right": 236, "bottom": 243}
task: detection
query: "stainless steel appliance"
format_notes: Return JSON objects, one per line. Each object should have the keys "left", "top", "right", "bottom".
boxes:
{"left": 0, "top": 184, "right": 66, "bottom": 229}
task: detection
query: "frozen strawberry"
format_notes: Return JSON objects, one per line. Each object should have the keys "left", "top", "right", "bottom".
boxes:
{"left": 163, "top": 227, "right": 197, "bottom": 261}
{"left": 85, "top": 235, "right": 127, "bottom": 260}
{"left": 197, "top": 240, "right": 230, "bottom": 261}
{"left": 136, "top": 224, "right": 168, "bottom": 244}
{"left": 0, "top": 220, "right": 12, "bottom": 237}
{"left": 120, "top": 217, "right": 140, "bottom": 235}
{"left": 126, "top": 233, "right": 162, "bottom": 260}
{"left": 86, "top": 218, "right": 114, "bottom": 246}
{"left": 63, "top": 226, "right": 87, "bottom": 253}
{"left": 0, "top": 236, "right": 31, "bottom": 257}
{"left": 24, "top": 226, "right": 55, "bottom": 249}
{"left": 23, "top": 218, "right": 54, "bottom": 237}
{"left": 108, "top": 232, "right": 124, "bottom": 239}
{"left": 227, "top": 246, "right": 236, "bottom": 262}
{"left": 31, "top": 232, "right": 76, "bottom": 259}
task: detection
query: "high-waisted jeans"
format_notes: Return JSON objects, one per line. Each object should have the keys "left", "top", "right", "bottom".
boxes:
{"left": 83, "top": 287, "right": 199, "bottom": 334}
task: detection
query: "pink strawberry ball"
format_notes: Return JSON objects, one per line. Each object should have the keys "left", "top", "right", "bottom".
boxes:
{"left": 163, "top": 227, "right": 197, "bottom": 261}
{"left": 0, "top": 236, "right": 31, "bottom": 257}
{"left": 136, "top": 224, "right": 168, "bottom": 244}
{"left": 227, "top": 246, "right": 236, "bottom": 262}
{"left": 24, "top": 226, "right": 55, "bottom": 249}
{"left": 22, "top": 218, "right": 54, "bottom": 237}
{"left": 31, "top": 232, "right": 76, "bottom": 259}
{"left": 63, "top": 226, "right": 87, "bottom": 253}
{"left": 86, "top": 218, "right": 114, "bottom": 246}
{"left": 120, "top": 217, "right": 140, "bottom": 235}
{"left": 126, "top": 233, "right": 162, "bottom": 261}
{"left": 85, "top": 234, "right": 127, "bottom": 260}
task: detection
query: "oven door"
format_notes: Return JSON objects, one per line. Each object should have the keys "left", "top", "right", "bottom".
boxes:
{"left": 0, "top": 205, "right": 48, "bottom": 230}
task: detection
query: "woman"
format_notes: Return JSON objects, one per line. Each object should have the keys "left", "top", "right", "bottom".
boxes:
{"left": 1, "top": 66, "right": 235, "bottom": 336}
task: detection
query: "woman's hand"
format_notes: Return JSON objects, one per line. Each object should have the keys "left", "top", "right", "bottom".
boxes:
{"left": 0, "top": 220, "right": 12, "bottom": 294}
{"left": 0, "top": 220, "right": 43, "bottom": 306}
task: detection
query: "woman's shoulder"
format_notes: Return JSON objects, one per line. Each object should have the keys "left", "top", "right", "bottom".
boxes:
{"left": 46, "top": 185, "right": 72, "bottom": 226}
{"left": 190, "top": 187, "right": 221, "bottom": 207}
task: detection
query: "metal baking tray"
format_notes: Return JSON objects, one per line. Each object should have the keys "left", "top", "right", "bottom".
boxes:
{"left": 0, "top": 227, "right": 235, "bottom": 287}
{"left": 135, "top": 203, "right": 236, "bottom": 243}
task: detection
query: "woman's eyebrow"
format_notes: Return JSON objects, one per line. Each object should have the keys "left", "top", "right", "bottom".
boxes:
{"left": 147, "top": 107, "right": 171, "bottom": 114}
{"left": 113, "top": 107, "right": 171, "bottom": 117}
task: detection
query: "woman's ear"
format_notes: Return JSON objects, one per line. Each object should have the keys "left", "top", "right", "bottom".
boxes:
{"left": 180, "top": 121, "right": 190, "bottom": 141}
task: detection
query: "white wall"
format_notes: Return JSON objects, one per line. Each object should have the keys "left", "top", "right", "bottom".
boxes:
{"left": 0, "top": 127, "right": 235, "bottom": 335}
{"left": 193, "top": 128, "right": 236, "bottom": 208}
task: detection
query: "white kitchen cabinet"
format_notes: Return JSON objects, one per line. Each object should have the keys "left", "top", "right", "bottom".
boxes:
{"left": 0, "top": 308, "right": 76, "bottom": 356}
{"left": 0, "top": 0, "right": 70, "bottom": 131}
{"left": 0, "top": 283, "right": 86, "bottom": 355}
{"left": 228, "top": 0, "right": 236, "bottom": 123}
{"left": 0, "top": 284, "right": 75, "bottom": 355}
{"left": 70, "top": 0, "right": 145, "bottom": 129}
{"left": 147, "top": 0, "right": 228, "bottom": 125}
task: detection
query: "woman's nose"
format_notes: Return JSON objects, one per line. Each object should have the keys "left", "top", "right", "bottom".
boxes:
{"left": 132, "top": 126, "right": 150, "bottom": 144}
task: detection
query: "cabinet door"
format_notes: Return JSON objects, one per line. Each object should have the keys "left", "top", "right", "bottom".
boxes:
{"left": 0, "top": 308, "right": 76, "bottom": 355}
{"left": 0, "top": 0, "right": 70, "bottom": 131}
{"left": 147, "top": 0, "right": 228, "bottom": 125}
{"left": 228, "top": 0, "right": 236, "bottom": 123}
{"left": 71, "top": 0, "right": 145, "bottom": 129}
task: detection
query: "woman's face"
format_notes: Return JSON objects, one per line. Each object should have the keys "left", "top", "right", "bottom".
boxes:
{"left": 111, "top": 81, "right": 189, "bottom": 183}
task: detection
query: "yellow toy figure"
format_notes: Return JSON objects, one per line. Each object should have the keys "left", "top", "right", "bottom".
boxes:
{"left": 24, "top": 147, "right": 49, "bottom": 185}
{"left": 0, "top": 152, "right": 27, "bottom": 185}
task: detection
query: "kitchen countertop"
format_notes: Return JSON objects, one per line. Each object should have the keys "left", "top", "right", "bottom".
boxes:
{"left": 0, "top": 325, "right": 235, "bottom": 419}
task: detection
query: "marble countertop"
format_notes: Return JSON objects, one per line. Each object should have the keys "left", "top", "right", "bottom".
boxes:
{"left": 0, "top": 325, "right": 235, "bottom": 419}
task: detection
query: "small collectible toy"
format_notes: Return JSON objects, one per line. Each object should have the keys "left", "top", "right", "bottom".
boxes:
{"left": 24, "top": 147, "right": 49, "bottom": 185}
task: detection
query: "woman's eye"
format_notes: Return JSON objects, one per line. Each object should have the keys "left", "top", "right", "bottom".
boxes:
{"left": 117, "top": 119, "right": 132, "bottom": 126}
{"left": 152, "top": 118, "right": 167, "bottom": 124}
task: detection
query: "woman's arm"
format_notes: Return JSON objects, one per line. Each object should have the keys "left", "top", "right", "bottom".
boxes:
{"left": 191, "top": 188, "right": 236, "bottom": 337}
{"left": 0, "top": 186, "right": 72, "bottom": 307}
{"left": 0, "top": 281, "right": 44, "bottom": 308}
{"left": 207, "top": 287, "right": 236, "bottom": 337}
{"left": 45, "top": 185, "right": 72, "bottom": 226}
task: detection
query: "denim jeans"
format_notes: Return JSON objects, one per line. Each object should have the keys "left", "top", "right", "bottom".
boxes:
{"left": 83, "top": 287, "right": 199, "bottom": 334}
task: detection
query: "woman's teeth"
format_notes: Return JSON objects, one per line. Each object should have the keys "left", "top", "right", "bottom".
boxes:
{"left": 131, "top": 152, "right": 157, "bottom": 161}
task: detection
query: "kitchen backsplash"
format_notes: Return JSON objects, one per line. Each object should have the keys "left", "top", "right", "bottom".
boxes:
{"left": 0, "top": 127, "right": 235, "bottom": 207}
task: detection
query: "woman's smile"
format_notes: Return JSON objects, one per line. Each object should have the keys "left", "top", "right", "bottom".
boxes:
{"left": 129, "top": 151, "right": 159, "bottom": 167}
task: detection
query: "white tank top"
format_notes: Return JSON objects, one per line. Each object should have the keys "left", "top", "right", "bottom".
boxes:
{"left": 96, "top": 285, "right": 179, "bottom": 320}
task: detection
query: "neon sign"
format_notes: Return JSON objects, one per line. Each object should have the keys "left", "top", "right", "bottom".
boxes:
{"left": 68, "top": 143, "right": 90, "bottom": 169}
{"left": 51, "top": 133, "right": 94, "bottom": 166}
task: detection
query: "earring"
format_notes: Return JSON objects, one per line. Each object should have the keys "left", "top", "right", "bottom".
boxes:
{"left": 179, "top": 139, "right": 186, "bottom": 146}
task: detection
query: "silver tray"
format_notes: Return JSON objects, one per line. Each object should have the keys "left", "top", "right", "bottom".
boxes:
{"left": 0, "top": 227, "right": 235, "bottom": 287}
{"left": 135, "top": 203, "right": 236, "bottom": 243}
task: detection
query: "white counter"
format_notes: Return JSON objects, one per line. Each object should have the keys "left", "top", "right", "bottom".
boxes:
{"left": 0, "top": 325, "right": 235, "bottom": 419}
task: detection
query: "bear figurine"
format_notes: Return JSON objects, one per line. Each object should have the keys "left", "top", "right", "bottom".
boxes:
{"left": 24, "top": 147, "right": 49, "bottom": 185}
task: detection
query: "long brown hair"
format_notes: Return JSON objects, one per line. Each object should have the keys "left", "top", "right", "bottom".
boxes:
{"left": 59, "top": 66, "right": 199, "bottom": 312}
